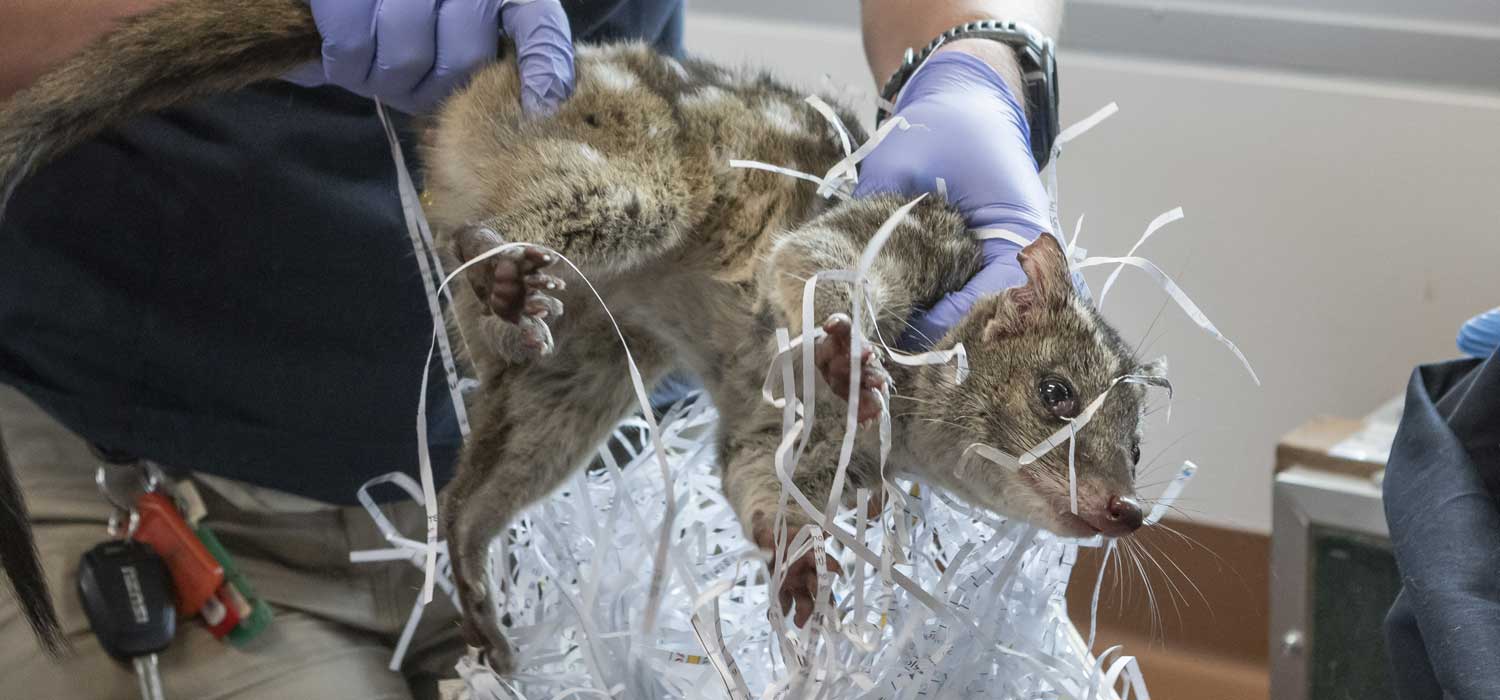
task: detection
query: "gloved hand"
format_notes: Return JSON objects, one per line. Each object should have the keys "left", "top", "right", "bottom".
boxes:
{"left": 1458, "top": 307, "right": 1500, "bottom": 359}
{"left": 854, "top": 51, "right": 1054, "bottom": 350}
{"left": 284, "top": 0, "right": 574, "bottom": 115}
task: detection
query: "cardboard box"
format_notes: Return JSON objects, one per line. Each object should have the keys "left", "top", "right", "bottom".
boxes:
{"left": 1274, "top": 397, "right": 1401, "bottom": 480}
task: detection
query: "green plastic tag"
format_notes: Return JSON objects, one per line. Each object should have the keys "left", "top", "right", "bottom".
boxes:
{"left": 193, "top": 524, "right": 274, "bottom": 645}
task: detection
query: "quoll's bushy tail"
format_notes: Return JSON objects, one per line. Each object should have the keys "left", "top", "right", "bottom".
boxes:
{"left": 0, "top": 430, "right": 66, "bottom": 654}
{"left": 0, "top": 0, "right": 322, "bottom": 220}
{"left": 0, "top": 0, "right": 320, "bottom": 654}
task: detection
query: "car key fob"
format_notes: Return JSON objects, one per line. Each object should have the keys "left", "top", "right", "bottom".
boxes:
{"left": 77, "top": 539, "right": 176, "bottom": 661}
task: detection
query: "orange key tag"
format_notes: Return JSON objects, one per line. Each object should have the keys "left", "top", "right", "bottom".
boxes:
{"left": 133, "top": 491, "right": 224, "bottom": 615}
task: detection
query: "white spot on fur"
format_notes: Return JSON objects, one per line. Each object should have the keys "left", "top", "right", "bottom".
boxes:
{"left": 733, "top": 69, "right": 764, "bottom": 89}
{"left": 679, "top": 86, "right": 733, "bottom": 110}
{"left": 591, "top": 62, "right": 639, "bottom": 91}
{"left": 606, "top": 188, "right": 637, "bottom": 211}
{"left": 759, "top": 101, "right": 803, "bottom": 135}
{"left": 577, "top": 144, "right": 604, "bottom": 163}
{"left": 663, "top": 57, "right": 691, "bottom": 81}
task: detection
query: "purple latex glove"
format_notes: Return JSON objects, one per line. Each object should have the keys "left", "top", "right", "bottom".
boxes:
{"left": 855, "top": 51, "right": 1053, "bottom": 350}
{"left": 284, "top": 0, "right": 574, "bottom": 115}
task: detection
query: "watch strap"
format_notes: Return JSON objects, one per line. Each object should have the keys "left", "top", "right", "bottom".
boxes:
{"left": 877, "top": 19, "right": 1059, "bottom": 170}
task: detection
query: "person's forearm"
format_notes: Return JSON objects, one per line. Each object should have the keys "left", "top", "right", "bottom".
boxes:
{"left": 860, "top": 1, "right": 1062, "bottom": 109}
{"left": 0, "top": 0, "right": 171, "bottom": 100}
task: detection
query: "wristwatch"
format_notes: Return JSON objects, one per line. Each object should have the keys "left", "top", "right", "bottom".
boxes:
{"left": 877, "top": 19, "right": 1060, "bottom": 170}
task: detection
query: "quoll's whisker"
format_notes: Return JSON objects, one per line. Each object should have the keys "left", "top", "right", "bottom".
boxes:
{"left": 1152, "top": 523, "right": 1238, "bottom": 571}
{"left": 1121, "top": 541, "right": 1163, "bottom": 642}
{"left": 1133, "top": 295, "right": 1173, "bottom": 357}
{"left": 1141, "top": 535, "right": 1211, "bottom": 611}
{"left": 1133, "top": 537, "right": 1191, "bottom": 617}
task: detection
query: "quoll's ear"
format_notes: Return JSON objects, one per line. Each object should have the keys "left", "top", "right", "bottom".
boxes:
{"left": 1013, "top": 232, "right": 1073, "bottom": 311}
{"left": 1138, "top": 356, "right": 1169, "bottom": 379}
{"left": 1133, "top": 356, "right": 1174, "bottom": 396}
{"left": 982, "top": 232, "right": 1074, "bottom": 341}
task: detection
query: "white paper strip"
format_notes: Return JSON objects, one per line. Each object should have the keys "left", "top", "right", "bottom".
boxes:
{"left": 1096, "top": 207, "right": 1184, "bottom": 308}
{"left": 1144, "top": 461, "right": 1197, "bottom": 526}
{"left": 1019, "top": 371, "right": 1173, "bottom": 466}
{"left": 1077, "top": 255, "right": 1261, "bottom": 385}
{"left": 971, "top": 227, "right": 1034, "bottom": 248}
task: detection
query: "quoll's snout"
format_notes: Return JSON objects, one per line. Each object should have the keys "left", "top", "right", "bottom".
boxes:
{"left": 1081, "top": 495, "right": 1144, "bottom": 537}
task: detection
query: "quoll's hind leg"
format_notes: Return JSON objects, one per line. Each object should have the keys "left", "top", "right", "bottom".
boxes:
{"left": 719, "top": 415, "right": 881, "bottom": 627}
{"left": 440, "top": 311, "right": 667, "bottom": 672}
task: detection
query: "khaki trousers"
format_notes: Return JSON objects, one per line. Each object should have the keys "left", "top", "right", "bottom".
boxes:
{"left": 0, "top": 386, "right": 464, "bottom": 699}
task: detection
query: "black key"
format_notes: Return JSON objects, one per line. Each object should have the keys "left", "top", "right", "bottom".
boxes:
{"left": 78, "top": 540, "right": 175, "bottom": 699}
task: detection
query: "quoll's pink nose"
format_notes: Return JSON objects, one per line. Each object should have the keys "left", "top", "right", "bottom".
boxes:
{"left": 1105, "top": 496, "right": 1144, "bottom": 533}
{"left": 1080, "top": 495, "right": 1146, "bottom": 536}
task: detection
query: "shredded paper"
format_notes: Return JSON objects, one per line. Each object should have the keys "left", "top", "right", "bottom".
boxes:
{"left": 439, "top": 398, "right": 1172, "bottom": 700}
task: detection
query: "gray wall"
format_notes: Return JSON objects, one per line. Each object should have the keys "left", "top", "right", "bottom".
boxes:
{"left": 690, "top": 0, "right": 1500, "bottom": 93}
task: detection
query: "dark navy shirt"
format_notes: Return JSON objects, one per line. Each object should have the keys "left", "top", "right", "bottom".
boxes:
{"left": 0, "top": 1, "right": 683, "bottom": 504}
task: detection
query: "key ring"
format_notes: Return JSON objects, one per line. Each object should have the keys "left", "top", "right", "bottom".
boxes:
{"left": 95, "top": 463, "right": 147, "bottom": 512}
{"left": 106, "top": 507, "right": 141, "bottom": 540}
{"left": 96, "top": 463, "right": 150, "bottom": 540}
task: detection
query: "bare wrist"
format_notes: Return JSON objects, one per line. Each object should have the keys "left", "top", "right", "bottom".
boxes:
{"left": 934, "top": 39, "right": 1026, "bottom": 118}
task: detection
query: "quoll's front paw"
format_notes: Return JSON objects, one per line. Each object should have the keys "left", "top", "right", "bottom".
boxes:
{"left": 815, "top": 313, "right": 889, "bottom": 425}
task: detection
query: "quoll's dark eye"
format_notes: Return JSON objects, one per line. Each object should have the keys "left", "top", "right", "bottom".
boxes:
{"left": 1037, "top": 377, "right": 1079, "bottom": 418}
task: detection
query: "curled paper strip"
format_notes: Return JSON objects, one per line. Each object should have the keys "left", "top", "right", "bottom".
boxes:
{"left": 1095, "top": 207, "right": 1184, "bottom": 308}
{"left": 728, "top": 99, "right": 911, "bottom": 201}
{"left": 1057, "top": 103, "right": 1120, "bottom": 151}
{"left": 1076, "top": 253, "right": 1261, "bottom": 385}
{"left": 1144, "top": 461, "right": 1197, "bottom": 527}
{"left": 727, "top": 160, "right": 846, "bottom": 197}
{"left": 1045, "top": 103, "right": 1118, "bottom": 245}
{"left": 805, "top": 95, "right": 854, "bottom": 157}
{"left": 347, "top": 472, "right": 459, "bottom": 672}
{"left": 380, "top": 99, "right": 478, "bottom": 608}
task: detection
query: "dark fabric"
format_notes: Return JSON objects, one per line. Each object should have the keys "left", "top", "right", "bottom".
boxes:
{"left": 0, "top": 0, "right": 684, "bottom": 504}
{"left": 1383, "top": 346, "right": 1500, "bottom": 699}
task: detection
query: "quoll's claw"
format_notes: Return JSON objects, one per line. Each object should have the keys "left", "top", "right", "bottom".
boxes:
{"left": 516, "top": 313, "right": 555, "bottom": 356}
{"left": 778, "top": 549, "right": 843, "bottom": 627}
{"left": 815, "top": 313, "right": 889, "bottom": 424}
{"left": 458, "top": 580, "right": 517, "bottom": 675}
{"left": 488, "top": 245, "right": 563, "bottom": 324}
